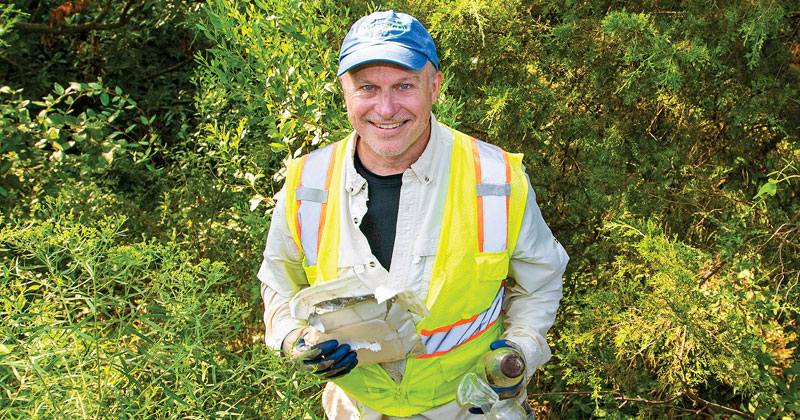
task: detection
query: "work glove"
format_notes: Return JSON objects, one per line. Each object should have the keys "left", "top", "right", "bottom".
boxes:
{"left": 283, "top": 328, "right": 358, "bottom": 379}
{"left": 468, "top": 339, "right": 527, "bottom": 415}
{"left": 294, "top": 337, "right": 359, "bottom": 379}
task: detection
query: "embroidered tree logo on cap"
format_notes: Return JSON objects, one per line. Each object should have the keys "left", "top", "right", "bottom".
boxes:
{"left": 360, "top": 16, "right": 410, "bottom": 40}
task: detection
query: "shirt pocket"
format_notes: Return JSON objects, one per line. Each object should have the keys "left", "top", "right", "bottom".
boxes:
{"left": 411, "top": 239, "right": 438, "bottom": 290}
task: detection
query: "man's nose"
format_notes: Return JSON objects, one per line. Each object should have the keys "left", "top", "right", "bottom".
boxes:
{"left": 374, "top": 90, "right": 399, "bottom": 119}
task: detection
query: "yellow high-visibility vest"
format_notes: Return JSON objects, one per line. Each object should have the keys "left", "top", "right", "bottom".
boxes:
{"left": 283, "top": 125, "right": 528, "bottom": 416}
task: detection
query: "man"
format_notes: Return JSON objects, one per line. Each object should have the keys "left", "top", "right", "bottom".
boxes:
{"left": 258, "top": 10, "right": 568, "bottom": 420}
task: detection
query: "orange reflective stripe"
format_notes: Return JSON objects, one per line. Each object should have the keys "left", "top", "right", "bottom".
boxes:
{"left": 503, "top": 151, "right": 511, "bottom": 250}
{"left": 416, "top": 281, "right": 505, "bottom": 358}
{"left": 316, "top": 142, "right": 340, "bottom": 259}
{"left": 295, "top": 154, "right": 308, "bottom": 245}
{"left": 420, "top": 312, "right": 481, "bottom": 336}
{"left": 416, "top": 318, "right": 500, "bottom": 359}
{"left": 470, "top": 138, "right": 485, "bottom": 253}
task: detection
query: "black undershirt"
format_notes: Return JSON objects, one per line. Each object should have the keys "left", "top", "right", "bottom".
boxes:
{"left": 354, "top": 153, "right": 402, "bottom": 271}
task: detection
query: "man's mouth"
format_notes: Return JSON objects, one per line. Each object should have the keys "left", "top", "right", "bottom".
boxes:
{"left": 371, "top": 121, "right": 404, "bottom": 130}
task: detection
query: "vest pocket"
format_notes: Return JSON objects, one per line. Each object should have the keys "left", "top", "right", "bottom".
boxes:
{"left": 435, "top": 321, "right": 502, "bottom": 382}
{"left": 474, "top": 251, "right": 510, "bottom": 281}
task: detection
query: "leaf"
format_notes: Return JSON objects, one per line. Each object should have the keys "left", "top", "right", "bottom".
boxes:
{"left": 0, "top": 344, "right": 13, "bottom": 354}
{"left": 755, "top": 179, "right": 778, "bottom": 199}
{"left": 48, "top": 128, "right": 60, "bottom": 141}
{"left": 160, "top": 384, "right": 189, "bottom": 406}
{"left": 101, "top": 93, "right": 110, "bottom": 106}
{"left": 245, "top": 172, "right": 261, "bottom": 186}
{"left": 249, "top": 194, "right": 264, "bottom": 211}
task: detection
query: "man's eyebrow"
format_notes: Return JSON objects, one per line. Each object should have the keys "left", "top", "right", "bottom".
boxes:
{"left": 352, "top": 73, "right": 421, "bottom": 85}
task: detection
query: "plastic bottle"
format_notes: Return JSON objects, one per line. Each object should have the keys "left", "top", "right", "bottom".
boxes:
{"left": 479, "top": 346, "right": 526, "bottom": 389}
{"left": 486, "top": 399, "right": 527, "bottom": 420}
{"left": 456, "top": 373, "right": 529, "bottom": 420}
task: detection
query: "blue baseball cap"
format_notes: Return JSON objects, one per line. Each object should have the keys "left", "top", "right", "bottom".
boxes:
{"left": 338, "top": 10, "right": 439, "bottom": 76}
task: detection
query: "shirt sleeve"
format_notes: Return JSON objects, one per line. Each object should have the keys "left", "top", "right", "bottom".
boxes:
{"left": 502, "top": 170, "right": 569, "bottom": 377}
{"left": 257, "top": 187, "right": 310, "bottom": 350}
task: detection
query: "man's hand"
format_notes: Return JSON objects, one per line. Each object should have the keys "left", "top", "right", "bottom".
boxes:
{"left": 468, "top": 339, "right": 527, "bottom": 415}
{"left": 292, "top": 335, "right": 359, "bottom": 379}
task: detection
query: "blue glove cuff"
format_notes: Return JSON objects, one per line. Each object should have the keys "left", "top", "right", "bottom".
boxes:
{"left": 491, "top": 377, "right": 524, "bottom": 394}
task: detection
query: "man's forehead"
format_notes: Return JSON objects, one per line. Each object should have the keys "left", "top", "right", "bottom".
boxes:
{"left": 347, "top": 61, "right": 429, "bottom": 80}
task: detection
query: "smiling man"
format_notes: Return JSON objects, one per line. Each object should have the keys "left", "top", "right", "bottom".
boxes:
{"left": 340, "top": 61, "right": 441, "bottom": 174}
{"left": 258, "top": 10, "right": 569, "bottom": 420}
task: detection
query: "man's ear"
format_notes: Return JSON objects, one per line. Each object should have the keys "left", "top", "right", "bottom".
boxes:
{"left": 431, "top": 70, "right": 443, "bottom": 104}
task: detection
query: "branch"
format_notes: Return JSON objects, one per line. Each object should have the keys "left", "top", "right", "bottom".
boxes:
{"left": 12, "top": 0, "right": 140, "bottom": 35}
{"left": 12, "top": 20, "right": 129, "bottom": 34}
{"left": 144, "top": 56, "right": 196, "bottom": 79}
{"left": 686, "top": 392, "right": 754, "bottom": 419}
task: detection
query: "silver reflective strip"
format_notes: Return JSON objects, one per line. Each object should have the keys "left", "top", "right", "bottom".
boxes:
{"left": 482, "top": 195, "right": 507, "bottom": 252}
{"left": 297, "top": 144, "right": 336, "bottom": 266}
{"left": 420, "top": 286, "right": 504, "bottom": 356}
{"left": 476, "top": 140, "right": 506, "bottom": 185}
{"left": 475, "top": 140, "right": 508, "bottom": 252}
{"left": 476, "top": 183, "right": 510, "bottom": 197}
{"left": 298, "top": 201, "right": 322, "bottom": 266}
{"left": 295, "top": 187, "right": 327, "bottom": 203}
{"left": 300, "top": 144, "right": 335, "bottom": 190}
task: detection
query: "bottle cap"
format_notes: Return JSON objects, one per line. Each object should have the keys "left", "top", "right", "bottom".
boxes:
{"left": 499, "top": 353, "right": 525, "bottom": 379}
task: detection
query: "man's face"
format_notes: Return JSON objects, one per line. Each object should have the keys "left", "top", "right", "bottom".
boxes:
{"left": 340, "top": 62, "right": 443, "bottom": 162}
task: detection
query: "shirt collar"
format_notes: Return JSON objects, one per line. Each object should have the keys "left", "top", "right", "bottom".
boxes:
{"left": 407, "top": 113, "right": 440, "bottom": 186}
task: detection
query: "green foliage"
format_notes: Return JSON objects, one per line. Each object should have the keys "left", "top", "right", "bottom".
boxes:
{"left": 0, "top": 5, "right": 23, "bottom": 50}
{"left": 554, "top": 218, "right": 798, "bottom": 418}
{"left": 0, "top": 81, "right": 153, "bottom": 209}
{"left": 193, "top": 0, "right": 466, "bottom": 209}
{"left": 0, "top": 0, "right": 798, "bottom": 418}
{"left": 0, "top": 198, "right": 323, "bottom": 418}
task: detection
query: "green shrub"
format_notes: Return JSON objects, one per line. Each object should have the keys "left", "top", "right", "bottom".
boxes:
{"left": 0, "top": 0, "right": 797, "bottom": 418}
{"left": 0, "top": 198, "right": 323, "bottom": 419}
{"left": 0, "top": 81, "right": 155, "bottom": 216}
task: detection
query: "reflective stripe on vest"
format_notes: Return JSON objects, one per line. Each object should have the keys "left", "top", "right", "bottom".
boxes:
{"left": 413, "top": 137, "right": 512, "bottom": 358}
{"left": 295, "top": 142, "right": 339, "bottom": 267}
{"left": 418, "top": 282, "right": 504, "bottom": 358}
{"left": 471, "top": 138, "right": 511, "bottom": 253}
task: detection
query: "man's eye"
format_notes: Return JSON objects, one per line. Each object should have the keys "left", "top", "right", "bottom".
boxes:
{"left": 398, "top": 83, "right": 411, "bottom": 90}
{"left": 361, "top": 85, "right": 375, "bottom": 91}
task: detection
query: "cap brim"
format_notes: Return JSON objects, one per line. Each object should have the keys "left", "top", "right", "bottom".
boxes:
{"left": 337, "top": 43, "right": 429, "bottom": 76}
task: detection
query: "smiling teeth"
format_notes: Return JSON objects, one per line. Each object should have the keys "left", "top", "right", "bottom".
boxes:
{"left": 375, "top": 122, "right": 402, "bottom": 129}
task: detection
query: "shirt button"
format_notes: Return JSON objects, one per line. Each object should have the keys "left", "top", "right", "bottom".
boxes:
{"left": 424, "top": 176, "right": 430, "bottom": 183}
{"left": 369, "top": 261, "right": 376, "bottom": 268}
{"left": 354, "top": 218, "right": 359, "bottom": 224}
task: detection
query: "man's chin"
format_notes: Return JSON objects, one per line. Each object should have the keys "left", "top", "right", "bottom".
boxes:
{"left": 361, "top": 139, "right": 408, "bottom": 158}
